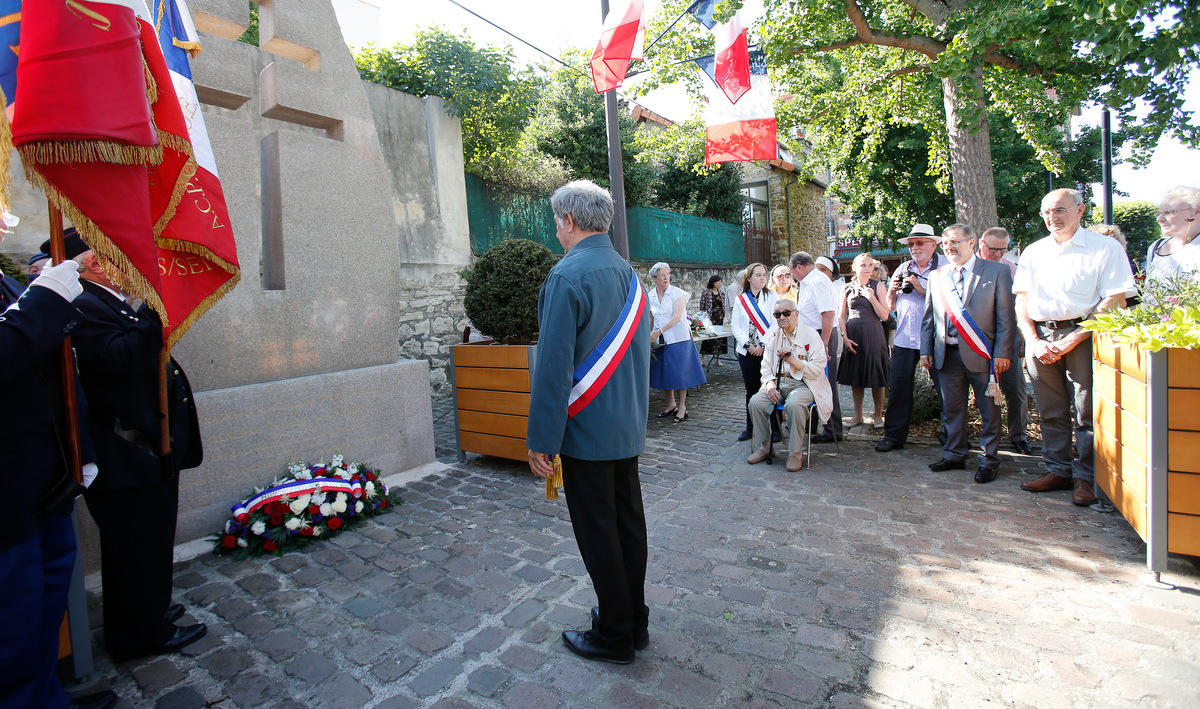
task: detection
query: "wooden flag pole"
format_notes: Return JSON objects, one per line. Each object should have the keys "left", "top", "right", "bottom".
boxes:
{"left": 46, "top": 203, "right": 84, "bottom": 484}
{"left": 159, "top": 348, "right": 171, "bottom": 457}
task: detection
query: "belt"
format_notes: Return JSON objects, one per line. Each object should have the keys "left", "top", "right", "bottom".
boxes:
{"left": 1035, "top": 317, "right": 1084, "bottom": 330}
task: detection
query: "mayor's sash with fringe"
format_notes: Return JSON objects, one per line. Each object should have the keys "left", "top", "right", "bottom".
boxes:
{"left": 936, "top": 265, "right": 1002, "bottom": 404}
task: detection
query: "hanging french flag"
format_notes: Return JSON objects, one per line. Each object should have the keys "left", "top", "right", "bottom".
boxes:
{"left": 697, "top": 49, "right": 777, "bottom": 164}
{"left": 686, "top": 0, "right": 717, "bottom": 29}
{"left": 590, "top": 0, "right": 644, "bottom": 93}
{"left": 150, "top": 0, "right": 241, "bottom": 348}
{"left": 713, "top": 9, "right": 751, "bottom": 103}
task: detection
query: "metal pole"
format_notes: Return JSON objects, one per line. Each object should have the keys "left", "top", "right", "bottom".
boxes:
{"left": 1101, "top": 109, "right": 1114, "bottom": 224}
{"left": 1044, "top": 170, "right": 1052, "bottom": 195}
{"left": 601, "top": 0, "right": 630, "bottom": 260}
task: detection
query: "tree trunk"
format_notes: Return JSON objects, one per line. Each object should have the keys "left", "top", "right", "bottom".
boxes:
{"left": 942, "top": 73, "right": 999, "bottom": 231}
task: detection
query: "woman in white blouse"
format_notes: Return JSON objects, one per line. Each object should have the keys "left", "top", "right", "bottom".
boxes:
{"left": 731, "top": 262, "right": 779, "bottom": 442}
{"left": 648, "top": 262, "right": 707, "bottom": 423}
{"left": 1146, "top": 186, "right": 1200, "bottom": 284}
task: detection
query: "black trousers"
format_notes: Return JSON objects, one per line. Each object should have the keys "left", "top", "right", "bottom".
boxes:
{"left": 737, "top": 352, "right": 780, "bottom": 436}
{"left": 85, "top": 476, "right": 180, "bottom": 658}
{"left": 560, "top": 455, "right": 648, "bottom": 648}
{"left": 881, "top": 346, "right": 943, "bottom": 445}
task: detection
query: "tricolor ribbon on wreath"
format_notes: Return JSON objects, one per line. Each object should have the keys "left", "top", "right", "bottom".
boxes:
{"left": 739, "top": 291, "right": 771, "bottom": 336}
{"left": 231, "top": 478, "right": 361, "bottom": 520}
{"left": 936, "top": 266, "right": 1003, "bottom": 405}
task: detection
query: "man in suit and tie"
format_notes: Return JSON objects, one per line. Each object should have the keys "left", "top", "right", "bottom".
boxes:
{"left": 54, "top": 233, "right": 208, "bottom": 662}
{"left": 921, "top": 224, "right": 1016, "bottom": 483}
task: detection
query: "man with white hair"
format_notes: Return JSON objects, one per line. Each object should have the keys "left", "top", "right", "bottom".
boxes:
{"left": 1013, "top": 189, "right": 1135, "bottom": 506}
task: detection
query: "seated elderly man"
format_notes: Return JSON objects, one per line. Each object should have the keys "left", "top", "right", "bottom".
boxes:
{"left": 746, "top": 298, "right": 834, "bottom": 471}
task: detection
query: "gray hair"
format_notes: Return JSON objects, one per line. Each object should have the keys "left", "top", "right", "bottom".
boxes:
{"left": 551, "top": 180, "right": 614, "bottom": 233}
{"left": 649, "top": 262, "right": 670, "bottom": 279}
{"left": 774, "top": 298, "right": 796, "bottom": 310}
{"left": 1162, "top": 185, "right": 1200, "bottom": 210}
{"left": 981, "top": 227, "right": 1010, "bottom": 245}
{"left": 1041, "top": 188, "right": 1083, "bottom": 210}
{"left": 943, "top": 223, "right": 977, "bottom": 242}
{"left": 789, "top": 251, "right": 814, "bottom": 269}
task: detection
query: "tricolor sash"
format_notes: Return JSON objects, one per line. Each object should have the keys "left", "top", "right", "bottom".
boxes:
{"left": 232, "top": 478, "right": 361, "bottom": 520}
{"left": 567, "top": 267, "right": 646, "bottom": 418}
{"left": 739, "top": 292, "right": 770, "bottom": 335}
{"left": 937, "top": 266, "right": 1003, "bottom": 403}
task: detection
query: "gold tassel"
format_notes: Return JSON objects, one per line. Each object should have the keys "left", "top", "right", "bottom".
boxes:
{"left": 987, "top": 373, "right": 1003, "bottom": 406}
{"left": 173, "top": 38, "right": 202, "bottom": 57}
{"left": 545, "top": 455, "right": 564, "bottom": 500}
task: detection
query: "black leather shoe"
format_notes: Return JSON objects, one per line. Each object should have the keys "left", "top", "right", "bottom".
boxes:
{"left": 1012, "top": 439, "right": 1034, "bottom": 455}
{"left": 928, "top": 458, "right": 966, "bottom": 471}
{"left": 159, "top": 623, "right": 207, "bottom": 655}
{"left": 164, "top": 603, "right": 185, "bottom": 623}
{"left": 591, "top": 606, "right": 649, "bottom": 650}
{"left": 70, "top": 690, "right": 118, "bottom": 709}
{"left": 737, "top": 429, "right": 752, "bottom": 441}
{"left": 974, "top": 467, "right": 998, "bottom": 483}
{"left": 874, "top": 440, "right": 903, "bottom": 452}
{"left": 562, "top": 629, "right": 634, "bottom": 664}
{"left": 811, "top": 433, "right": 842, "bottom": 444}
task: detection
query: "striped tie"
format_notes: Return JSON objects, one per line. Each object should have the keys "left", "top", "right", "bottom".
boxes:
{"left": 947, "top": 267, "right": 964, "bottom": 342}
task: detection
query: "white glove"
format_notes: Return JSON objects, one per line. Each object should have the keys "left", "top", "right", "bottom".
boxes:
{"left": 31, "top": 259, "right": 84, "bottom": 301}
{"left": 81, "top": 463, "right": 99, "bottom": 488}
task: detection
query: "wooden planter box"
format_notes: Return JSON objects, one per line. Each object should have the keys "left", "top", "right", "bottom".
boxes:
{"left": 1093, "top": 332, "right": 1200, "bottom": 572}
{"left": 450, "top": 342, "right": 536, "bottom": 462}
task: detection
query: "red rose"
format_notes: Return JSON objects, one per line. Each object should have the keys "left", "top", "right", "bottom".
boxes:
{"left": 270, "top": 513, "right": 283, "bottom": 527}
{"left": 313, "top": 467, "right": 326, "bottom": 477}
{"left": 327, "top": 517, "right": 343, "bottom": 531}
{"left": 223, "top": 535, "right": 237, "bottom": 548}
{"left": 263, "top": 540, "right": 278, "bottom": 551}
{"left": 300, "top": 526, "right": 313, "bottom": 537}
{"left": 308, "top": 504, "right": 320, "bottom": 515}
{"left": 366, "top": 473, "right": 376, "bottom": 482}
{"left": 379, "top": 500, "right": 388, "bottom": 510}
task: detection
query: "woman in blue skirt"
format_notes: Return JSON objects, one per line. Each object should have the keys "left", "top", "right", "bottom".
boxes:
{"left": 647, "top": 262, "right": 707, "bottom": 423}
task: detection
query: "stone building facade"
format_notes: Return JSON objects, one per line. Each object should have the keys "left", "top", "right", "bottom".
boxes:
{"left": 740, "top": 161, "right": 831, "bottom": 266}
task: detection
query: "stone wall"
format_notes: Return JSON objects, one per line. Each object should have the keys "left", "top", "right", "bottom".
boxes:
{"left": 741, "top": 163, "right": 831, "bottom": 264}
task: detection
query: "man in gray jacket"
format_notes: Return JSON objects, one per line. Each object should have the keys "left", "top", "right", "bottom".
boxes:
{"left": 527, "top": 180, "right": 652, "bottom": 664}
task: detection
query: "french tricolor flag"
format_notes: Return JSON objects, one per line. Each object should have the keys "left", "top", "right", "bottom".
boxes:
{"left": 713, "top": 9, "right": 751, "bottom": 104}
{"left": 697, "top": 49, "right": 777, "bottom": 164}
{"left": 590, "top": 0, "right": 645, "bottom": 93}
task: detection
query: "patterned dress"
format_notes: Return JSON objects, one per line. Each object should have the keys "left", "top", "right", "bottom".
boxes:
{"left": 837, "top": 279, "right": 890, "bottom": 388}
{"left": 698, "top": 288, "right": 727, "bottom": 355}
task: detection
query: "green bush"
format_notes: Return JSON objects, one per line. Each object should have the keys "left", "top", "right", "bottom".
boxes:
{"left": 911, "top": 366, "right": 942, "bottom": 424}
{"left": 461, "top": 239, "right": 556, "bottom": 344}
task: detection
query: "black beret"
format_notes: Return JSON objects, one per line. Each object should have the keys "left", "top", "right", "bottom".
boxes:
{"left": 39, "top": 227, "right": 88, "bottom": 260}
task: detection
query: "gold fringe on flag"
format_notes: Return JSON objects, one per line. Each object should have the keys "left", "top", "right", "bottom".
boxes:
{"left": 545, "top": 454, "right": 564, "bottom": 500}
{"left": 17, "top": 141, "right": 163, "bottom": 167}
{"left": 172, "top": 38, "right": 202, "bottom": 57}
{"left": 0, "top": 87, "right": 12, "bottom": 214}
{"left": 163, "top": 269, "right": 241, "bottom": 350}
{"left": 151, "top": 133, "right": 198, "bottom": 237}
{"left": 156, "top": 235, "right": 240, "bottom": 275}
{"left": 21, "top": 162, "right": 168, "bottom": 324}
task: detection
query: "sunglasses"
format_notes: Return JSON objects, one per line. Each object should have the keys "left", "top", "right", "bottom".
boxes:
{"left": 773, "top": 310, "right": 795, "bottom": 319}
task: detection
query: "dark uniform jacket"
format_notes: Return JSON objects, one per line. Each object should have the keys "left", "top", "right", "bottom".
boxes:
{"left": 71, "top": 281, "right": 201, "bottom": 492}
{"left": 0, "top": 276, "right": 94, "bottom": 547}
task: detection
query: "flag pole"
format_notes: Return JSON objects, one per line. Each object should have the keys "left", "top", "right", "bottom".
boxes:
{"left": 46, "top": 203, "right": 84, "bottom": 484}
{"left": 158, "top": 348, "right": 171, "bottom": 457}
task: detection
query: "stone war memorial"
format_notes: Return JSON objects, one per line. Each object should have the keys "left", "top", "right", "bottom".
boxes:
{"left": 4, "top": 0, "right": 473, "bottom": 555}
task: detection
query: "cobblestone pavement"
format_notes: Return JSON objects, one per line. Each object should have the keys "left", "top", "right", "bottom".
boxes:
{"left": 74, "top": 366, "right": 1200, "bottom": 708}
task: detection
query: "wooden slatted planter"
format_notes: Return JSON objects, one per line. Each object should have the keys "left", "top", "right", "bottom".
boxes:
{"left": 450, "top": 342, "right": 536, "bottom": 462}
{"left": 1093, "top": 332, "right": 1200, "bottom": 575}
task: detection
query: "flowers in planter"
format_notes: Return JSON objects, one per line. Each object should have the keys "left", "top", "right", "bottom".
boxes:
{"left": 212, "top": 454, "right": 402, "bottom": 558}
{"left": 1083, "top": 271, "right": 1200, "bottom": 351}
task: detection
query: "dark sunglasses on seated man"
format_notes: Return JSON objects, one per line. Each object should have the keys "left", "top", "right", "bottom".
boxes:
{"left": 773, "top": 309, "right": 795, "bottom": 319}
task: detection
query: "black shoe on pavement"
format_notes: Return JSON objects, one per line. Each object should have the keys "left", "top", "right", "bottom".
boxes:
{"left": 70, "top": 691, "right": 118, "bottom": 709}
{"left": 591, "top": 606, "right": 649, "bottom": 650}
{"left": 164, "top": 603, "right": 185, "bottom": 624}
{"left": 562, "top": 629, "right": 635, "bottom": 664}
{"left": 811, "top": 433, "right": 841, "bottom": 444}
{"left": 1011, "top": 439, "right": 1034, "bottom": 455}
{"left": 928, "top": 458, "right": 966, "bottom": 471}
{"left": 874, "top": 440, "right": 903, "bottom": 452}
{"left": 737, "top": 429, "right": 752, "bottom": 441}
{"left": 974, "top": 467, "right": 998, "bottom": 483}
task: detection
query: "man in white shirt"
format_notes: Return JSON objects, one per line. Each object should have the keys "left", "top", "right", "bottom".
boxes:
{"left": 978, "top": 227, "right": 1031, "bottom": 455}
{"left": 1013, "top": 189, "right": 1136, "bottom": 506}
{"left": 790, "top": 251, "right": 841, "bottom": 442}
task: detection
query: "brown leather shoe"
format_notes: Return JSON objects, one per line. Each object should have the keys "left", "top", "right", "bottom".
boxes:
{"left": 786, "top": 453, "right": 804, "bottom": 472}
{"left": 1072, "top": 479, "right": 1098, "bottom": 506}
{"left": 747, "top": 447, "right": 773, "bottom": 465}
{"left": 1021, "top": 472, "right": 1073, "bottom": 492}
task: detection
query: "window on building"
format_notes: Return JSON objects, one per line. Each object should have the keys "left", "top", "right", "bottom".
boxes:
{"left": 741, "top": 181, "right": 771, "bottom": 265}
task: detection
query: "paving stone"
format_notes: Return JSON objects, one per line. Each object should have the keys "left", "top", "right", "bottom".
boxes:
{"left": 371, "top": 653, "right": 419, "bottom": 683}
{"left": 233, "top": 612, "right": 276, "bottom": 638}
{"left": 132, "top": 658, "right": 186, "bottom": 694}
{"left": 373, "top": 695, "right": 420, "bottom": 709}
{"left": 408, "top": 658, "right": 464, "bottom": 697}
{"left": 225, "top": 671, "right": 283, "bottom": 707}
{"left": 154, "top": 686, "right": 206, "bottom": 709}
{"left": 343, "top": 596, "right": 386, "bottom": 619}
{"left": 658, "top": 668, "right": 722, "bottom": 704}
{"left": 185, "top": 583, "right": 232, "bottom": 607}
{"left": 467, "top": 665, "right": 512, "bottom": 697}
{"left": 407, "top": 629, "right": 454, "bottom": 655}
{"left": 200, "top": 647, "right": 254, "bottom": 681}
{"left": 501, "top": 681, "right": 559, "bottom": 709}
{"left": 503, "top": 599, "right": 547, "bottom": 628}
{"left": 213, "top": 598, "right": 256, "bottom": 622}
{"left": 320, "top": 674, "right": 373, "bottom": 709}
{"left": 237, "top": 573, "right": 281, "bottom": 596}
{"left": 284, "top": 651, "right": 336, "bottom": 684}
{"left": 499, "top": 645, "right": 549, "bottom": 672}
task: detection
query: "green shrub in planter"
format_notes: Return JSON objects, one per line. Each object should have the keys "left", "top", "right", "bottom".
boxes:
{"left": 461, "top": 239, "right": 557, "bottom": 344}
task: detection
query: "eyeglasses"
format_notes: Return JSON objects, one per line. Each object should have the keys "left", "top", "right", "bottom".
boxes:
{"left": 1158, "top": 208, "right": 1194, "bottom": 219}
{"left": 942, "top": 238, "right": 971, "bottom": 248}
{"left": 773, "top": 310, "right": 795, "bottom": 319}
{"left": 980, "top": 243, "right": 1007, "bottom": 253}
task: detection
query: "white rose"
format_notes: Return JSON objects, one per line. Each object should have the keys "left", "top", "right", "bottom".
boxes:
{"left": 311, "top": 491, "right": 326, "bottom": 505}
{"left": 312, "top": 526, "right": 323, "bottom": 537}
{"left": 288, "top": 462, "right": 305, "bottom": 475}
{"left": 331, "top": 499, "right": 348, "bottom": 514}
{"left": 250, "top": 521, "right": 266, "bottom": 535}
{"left": 319, "top": 503, "right": 333, "bottom": 517}
{"left": 332, "top": 454, "right": 344, "bottom": 467}
{"left": 293, "top": 469, "right": 312, "bottom": 480}
{"left": 335, "top": 492, "right": 347, "bottom": 504}
{"left": 285, "top": 517, "right": 302, "bottom": 530}
{"left": 237, "top": 538, "right": 248, "bottom": 547}
{"left": 355, "top": 501, "right": 364, "bottom": 513}
{"left": 365, "top": 482, "right": 376, "bottom": 499}
{"left": 289, "top": 499, "right": 306, "bottom": 515}
{"left": 348, "top": 463, "right": 360, "bottom": 475}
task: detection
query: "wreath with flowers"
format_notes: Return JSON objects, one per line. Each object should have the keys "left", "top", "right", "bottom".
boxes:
{"left": 211, "top": 454, "right": 403, "bottom": 558}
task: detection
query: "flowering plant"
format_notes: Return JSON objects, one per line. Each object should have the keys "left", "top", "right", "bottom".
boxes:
{"left": 1082, "top": 271, "right": 1200, "bottom": 351}
{"left": 211, "top": 454, "right": 402, "bottom": 558}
